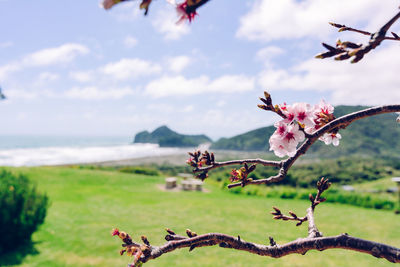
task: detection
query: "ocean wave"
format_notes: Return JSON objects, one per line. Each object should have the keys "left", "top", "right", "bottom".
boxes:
{"left": 0, "top": 143, "right": 185, "bottom": 166}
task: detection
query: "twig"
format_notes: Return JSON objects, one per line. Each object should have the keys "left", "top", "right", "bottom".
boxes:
{"left": 271, "top": 178, "right": 330, "bottom": 237}
{"left": 316, "top": 10, "right": 400, "bottom": 63}
{"left": 329, "top": 23, "right": 372, "bottom": 37}
{"left": 271, "top": 206, "right": 308, "bottom": 227}
{"left": 196, "top": 158, "right": 281, "bottom": 172}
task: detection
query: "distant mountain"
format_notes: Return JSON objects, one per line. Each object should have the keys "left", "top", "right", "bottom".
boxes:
{"left": 134, "top": 126, "right": 212, "bottom": 147}
{"left": 211, "top": 106, "right": 400, "bottom": 158}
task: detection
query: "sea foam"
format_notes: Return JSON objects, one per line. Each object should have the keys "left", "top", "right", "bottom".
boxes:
{"left": 0, "top": 143, "right": 184, "bottom": 166}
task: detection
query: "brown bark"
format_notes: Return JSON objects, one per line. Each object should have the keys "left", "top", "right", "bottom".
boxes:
{"left": 141, "top": 233, "right": 400, "bottom": 263}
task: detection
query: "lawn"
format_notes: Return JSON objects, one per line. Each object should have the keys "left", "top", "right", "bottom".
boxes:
{"left": 1, "top": 166, "right": 399, "bottom": 267}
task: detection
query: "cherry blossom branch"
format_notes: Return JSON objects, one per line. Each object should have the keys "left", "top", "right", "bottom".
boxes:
{"left": 138, "top": 233, "right": 400, "bottom": 264}
{"left": 112, "top": 179, "right": 400, "bottom": 265}
{"left": 188, "top": 91, "right": 400, "bottom": 188}
{"left": 225, "top": 104, "right": 400, "bottom": 189}
{"left": 184, "top": 0, "right": 210, "bottom": 14}
{"left": 316, "top": 9, "right": 400, "bottom": 63}
{"left": 102, "top": 0, "right": 212, "bottom": 19}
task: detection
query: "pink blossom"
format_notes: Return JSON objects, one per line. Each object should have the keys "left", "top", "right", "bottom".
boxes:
{"left": 305, "top": 100, "right": 335, "bottom": 134}
{"left": 111, "top": 228, "right": 120, "bottom": 236}
{"left": 316, "top": 99, "right": 334, "bottom": 115}
{"left": 320, "top": 133, "right": 342, "bottom": 146}
{"left": 313, "top": 100, "right": 335, "bottom": 126}
{"left": 273, "top": 121, "right": 288, "bottom": 137}
{"left": 269, "top": 124, "right": 305, "bottom": 157}
{"left": 186, "top": 157, "right": 197, "bottom": 167}
{"left": 279, "top": 103, "right": 295, "bottom": 124}
{"left": 168, "top": 1, "right": 197, "bottom": 24}
{"left": 291, "top": 102, "right": 314, "bottom": 127}
{"left": 279, "top": 102, "right": 288, "bottom": 112}
{"left": 283, "top": 123, "right": 305, "bottom": 146}
{"left": 269, "top": 135, "right": 297, "bottom": 157}
{"left": 271, "top": 100, "right": 341, "bottom": 155}
{"left": 279, "top": 102, "right": 314, "bottom": 128}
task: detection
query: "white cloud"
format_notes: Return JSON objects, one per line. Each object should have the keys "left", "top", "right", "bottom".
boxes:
{"left": 22, "top": 43, "right": 89, "bottom": 67}
{"left": 0, "top": 43, "right": 89, "bottom": 80}
{"left": 146, "top": 75, "right": 207, "bottom": 97}
{"left": 69, "top": 71, "right": 94, "bottom": 83}
{"left": 166, "top": 55, "right": 191, "bottom": 72}
{"left": 83, "top": 111, "right": 96, "bottom": 120}
{"left": 124, "top": 35, "right": 138, "bottom": 48}
{"left": 216, "top": 100, "right": 226, "bottom": 107}
{"left": 210, "top": 75, "right": 255, "bottom": 93}
{"left": 0, "top": 41, "right": 13, "bottom": 48}
{"left": 4, "top": 87, "right": 57, "bottom": 100}
{"left": 255, "top": 46, "right": 285, "bottom": 65}
{"left": 5, "top": 89, "right": 39, "bottom": 100}
{"left": 182, "top": 105, "right": 194, "bottom": 112}
{"left": 145, "top": 103, "right": 193, "bottom": 113}
{"left": 237, "top": 0, "right": 400, "bottom": 42}
{"left": 152, "top": 7, "right": 190, "bottom": 40}
{"left": 37, "top": 72, "right": 59, "bottom": 83}
{"left": 0, "top": 62, "right": 20, "bottom": 80}
{"left": 111, "top": 2, "right": 141, "bottom": 22}
{"left": 145, "top": 74, "right": 255, "bottom": 97}
{"left": 257, "top": 43, "right": 400, "bottom": 105}
{"left": 146, "top": 103, "right": 175, "bottom": 112}
{"left": 65, "top": 86, "right": 135, "bottom": 100}
{"left": 101, "top": 58, "right": 161, "bottom": 80}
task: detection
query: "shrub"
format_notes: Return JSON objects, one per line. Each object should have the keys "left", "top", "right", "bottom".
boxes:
{"left": 0, "top": 170, "right": 49, "bottom": 254}
{"left": 225, "top": 183, "right": 396, "bottom": 211}
{"left": 118, "top": 166, "right": 159, "bottom": 176}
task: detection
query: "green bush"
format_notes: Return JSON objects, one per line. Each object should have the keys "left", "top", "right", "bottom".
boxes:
{"left": 226, "top": 184, "right": 395, "bottom": 211}
{"left": 0, "top": 170, "right": 49, "bottom": 254}
{"left": 118, "top": 166, "right": 159, "bottom": 176}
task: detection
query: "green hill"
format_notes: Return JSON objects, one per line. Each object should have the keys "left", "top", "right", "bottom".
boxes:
{"left": 134, "top": 125, "right": 212, "bottom": 147}
{"left": 211, "top": 106, "right": 400, "bottom": 158}
{"left": 211, "top": 126, "right": 275, "bottom": 151}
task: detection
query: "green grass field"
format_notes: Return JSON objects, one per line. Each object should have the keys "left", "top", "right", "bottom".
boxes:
{"left": 1, "top": 166, "right": 399, "bottom": 267}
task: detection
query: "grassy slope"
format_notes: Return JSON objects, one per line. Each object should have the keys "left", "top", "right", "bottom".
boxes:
{"left": 2, "top": 167, "right": 400, "bottom": 267}
{"left": 352, "top": 177, "right": 399, "bottom": 191}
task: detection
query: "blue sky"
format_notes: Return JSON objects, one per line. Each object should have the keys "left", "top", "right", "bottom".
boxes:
{"left": 1, "top": 0, "right": 399, "bottom": 139}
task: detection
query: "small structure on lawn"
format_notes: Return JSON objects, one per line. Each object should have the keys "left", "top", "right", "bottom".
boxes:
{"left": 178, "top": 173, "right": 193, "bottom": 180}
{"left": 165, "top": 177, "right": 177, "bottom": 189}
{"left": 182, "top": 178, "right": 203, "bottom": 191}
{"left": 341, "top": 185, "right": 354, "bottom": 192}
{"left": 164, "top": 174, "right": 203, "bottom": 192}
{"left": 181, "top": 179, "right": 192, "bottom": 191}
{"left": 192, "top": 180, "right": 203, "bottom": 191}
{"left": 392, "top": 177, "right": 400, "bottom": 214}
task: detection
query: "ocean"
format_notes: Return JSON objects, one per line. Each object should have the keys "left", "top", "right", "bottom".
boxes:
{"left": 0, "top": 135, "right": 185, "bottom": 166}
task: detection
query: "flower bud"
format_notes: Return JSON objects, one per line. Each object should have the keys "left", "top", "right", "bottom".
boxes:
{"left": 111, "top": 228, "right": 120, "bottom": 236}
{"left": 126, "top": 246, "right": 138, "bottom": 257}
{"left": 119, "top": 231, "right": 127, "bottom": 240}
